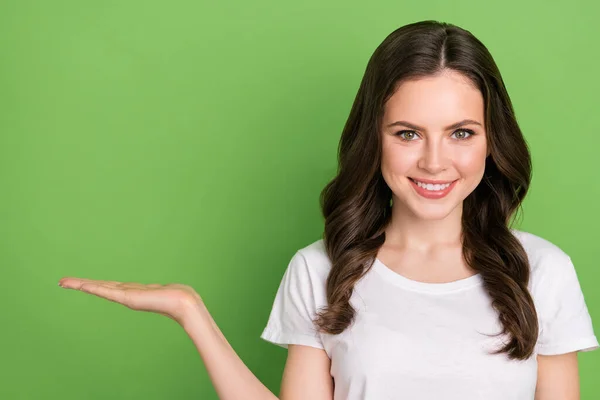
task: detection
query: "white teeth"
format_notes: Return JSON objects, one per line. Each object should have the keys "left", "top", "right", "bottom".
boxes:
{"left": 414, "top": 180, "right": 452, "bottom": 191}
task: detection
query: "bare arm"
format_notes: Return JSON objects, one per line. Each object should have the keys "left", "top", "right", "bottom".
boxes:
{"left": 182, "top": 299, "right": 334, "bottom": 400}
{"left": 60, "top": 278, "right": 280, "bottom": 400}
{"left": 181, "top": 298, "right": 279, "bottom": 400}
{"left": 58, "top": 278, "right": 334, "bottom": 400}
{"left": 280, "top": 345, "right": 334, "bottom": 400}
{"left": 534, "top": 352, "right": 580, "bottom": 400}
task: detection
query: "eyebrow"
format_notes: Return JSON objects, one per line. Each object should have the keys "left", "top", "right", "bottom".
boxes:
{"left": 386, "top": 119, "right": 483, "bottom": 131}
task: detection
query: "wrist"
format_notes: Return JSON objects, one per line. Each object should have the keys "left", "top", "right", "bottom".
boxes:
{"left": 179, "top": 296, "right": 211, "bottom": 331}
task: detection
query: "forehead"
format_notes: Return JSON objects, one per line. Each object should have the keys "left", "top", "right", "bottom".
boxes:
{"left": 384, "top": 70, "right": 484, "bottom": 127}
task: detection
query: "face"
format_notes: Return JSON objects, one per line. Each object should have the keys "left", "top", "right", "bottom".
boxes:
{"left": 380, "top": 69, "right": 488, "bottom": 221}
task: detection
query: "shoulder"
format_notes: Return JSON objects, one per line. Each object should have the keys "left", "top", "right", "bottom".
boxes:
{"left": 297, "top": 238, "right": 329, "bottom": 260}
{"left": 511, "top": 230, "right": 599, "bottom": 354}
{"left": 510, "top": 229, "right": 580, "bottom": 300}
{"left": 293, "top": 238, "right": 332, "bottom": 283}
{"left": 510, "top": 228, "right": 572, "bottom": 275}
{"left": 511, "top": 229, "right": 570, "bottom": 262}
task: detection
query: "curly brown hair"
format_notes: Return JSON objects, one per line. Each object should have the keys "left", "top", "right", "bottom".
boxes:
{"left": 315, "top": 20, "right": 537, "bottom": 360}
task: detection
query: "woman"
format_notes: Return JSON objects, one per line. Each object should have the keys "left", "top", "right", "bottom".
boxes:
{"left": 58, "top": 20, "right": 598, "bottom": 399}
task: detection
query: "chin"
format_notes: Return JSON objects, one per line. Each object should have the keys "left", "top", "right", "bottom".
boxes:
{"left": 414, "top": 210, "right": 454, "bottom": 221}
{"left": 407, "top": 202, "right": 460, "bottom": 221}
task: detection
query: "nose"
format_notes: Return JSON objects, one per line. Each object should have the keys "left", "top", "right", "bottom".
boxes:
{"left": 417, "top": 139, "right": 448, "bottom": 174}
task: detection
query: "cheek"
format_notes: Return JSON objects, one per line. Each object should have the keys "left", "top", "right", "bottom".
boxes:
{"left": 380, "top": 147, "right": 420, "bottom": 198}
{"left": 381, "top": 146, "right": 417, "bottom": 175}
{"left": 454, "top": 147, "right": 487, "bottom": 176}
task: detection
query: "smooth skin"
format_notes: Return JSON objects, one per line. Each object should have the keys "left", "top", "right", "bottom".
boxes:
{"left": 58, "top": 69, "right": 581, "bottom": 400}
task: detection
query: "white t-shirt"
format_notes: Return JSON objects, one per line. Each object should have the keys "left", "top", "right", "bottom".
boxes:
{"left": 260, "top": 229, "right": 599, "bottom": 399}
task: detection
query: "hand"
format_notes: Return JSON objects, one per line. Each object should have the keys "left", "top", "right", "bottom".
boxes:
{"left": 58, "top": 277, "right": 202, "bottom": 326}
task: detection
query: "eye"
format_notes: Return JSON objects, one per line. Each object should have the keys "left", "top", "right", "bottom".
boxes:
{"left": 451, "top": 129, "right": 475, "bottom": 140}
{"left": 394, "top": 129, "right": 476, "bottom": 142}
{"left": 395, "top": 131, "right": 420, "bottom": 141}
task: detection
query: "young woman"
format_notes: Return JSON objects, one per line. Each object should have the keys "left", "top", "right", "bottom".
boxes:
{"left": 58, "top": 20, "right": 598, "bottom": 399}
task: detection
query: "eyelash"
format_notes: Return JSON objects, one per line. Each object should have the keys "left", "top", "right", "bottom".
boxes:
{"left": 394, "top": 129, "right": 476, "bottom": 142}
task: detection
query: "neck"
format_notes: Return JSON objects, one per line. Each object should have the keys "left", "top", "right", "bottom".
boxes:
{"left": 384, "top": 201, "right": 463, "bottom": 252}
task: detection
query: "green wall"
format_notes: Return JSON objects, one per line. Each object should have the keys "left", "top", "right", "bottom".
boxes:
{"left": 1, "top": 0, "right": 598, "bottom": 398}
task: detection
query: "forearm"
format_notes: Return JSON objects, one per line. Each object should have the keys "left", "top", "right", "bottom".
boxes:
{"left": 181, "top": 299, "right": 279, "bottom": 400}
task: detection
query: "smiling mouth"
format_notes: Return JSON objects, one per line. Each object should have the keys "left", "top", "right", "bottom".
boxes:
{"left": 408, "top": 178, "right": 458, "bottom": 185}
{"left": 408, "top": 177, "right": 458, "bottom": 198}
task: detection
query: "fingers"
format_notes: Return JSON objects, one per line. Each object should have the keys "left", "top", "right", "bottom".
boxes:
{"left": 59, "top": 277, "right": 122, "bottom": 289}
{"left": 59, "top": 278, "right": 155, "bottom": 290}
{"left": 79, "top": 283, "right": 130, "bottom": 305}
{"left": 58, "top": 279, "right": 166, "bottom": 310}
{"left": 146, "top": 284, "right": 163, "bottom": 289}
{"left": 59, "top": 278, "right": 197, "bottom": 324}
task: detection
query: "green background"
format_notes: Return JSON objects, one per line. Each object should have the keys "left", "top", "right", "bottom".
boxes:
{"left": 1, "top": 0, "right": 598, "bottom": 398}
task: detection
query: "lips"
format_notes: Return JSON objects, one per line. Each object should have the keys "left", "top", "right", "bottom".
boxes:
{"left": 408, "top": 177, "right": 458, "bottom": 199}
{"left": 409, "top": 177, "right": 457, "bottom": 185}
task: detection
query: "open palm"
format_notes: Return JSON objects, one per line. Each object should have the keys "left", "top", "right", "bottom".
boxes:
{"left": 58, "top": 277, "right": 202, "bottom": 325}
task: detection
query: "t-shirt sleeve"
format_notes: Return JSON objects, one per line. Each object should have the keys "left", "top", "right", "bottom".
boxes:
{"left": 260, "top": 250, "right": 326, "bottom": 350}
{"left": 533, "top": 254, "right": 599, "bottom": 355}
